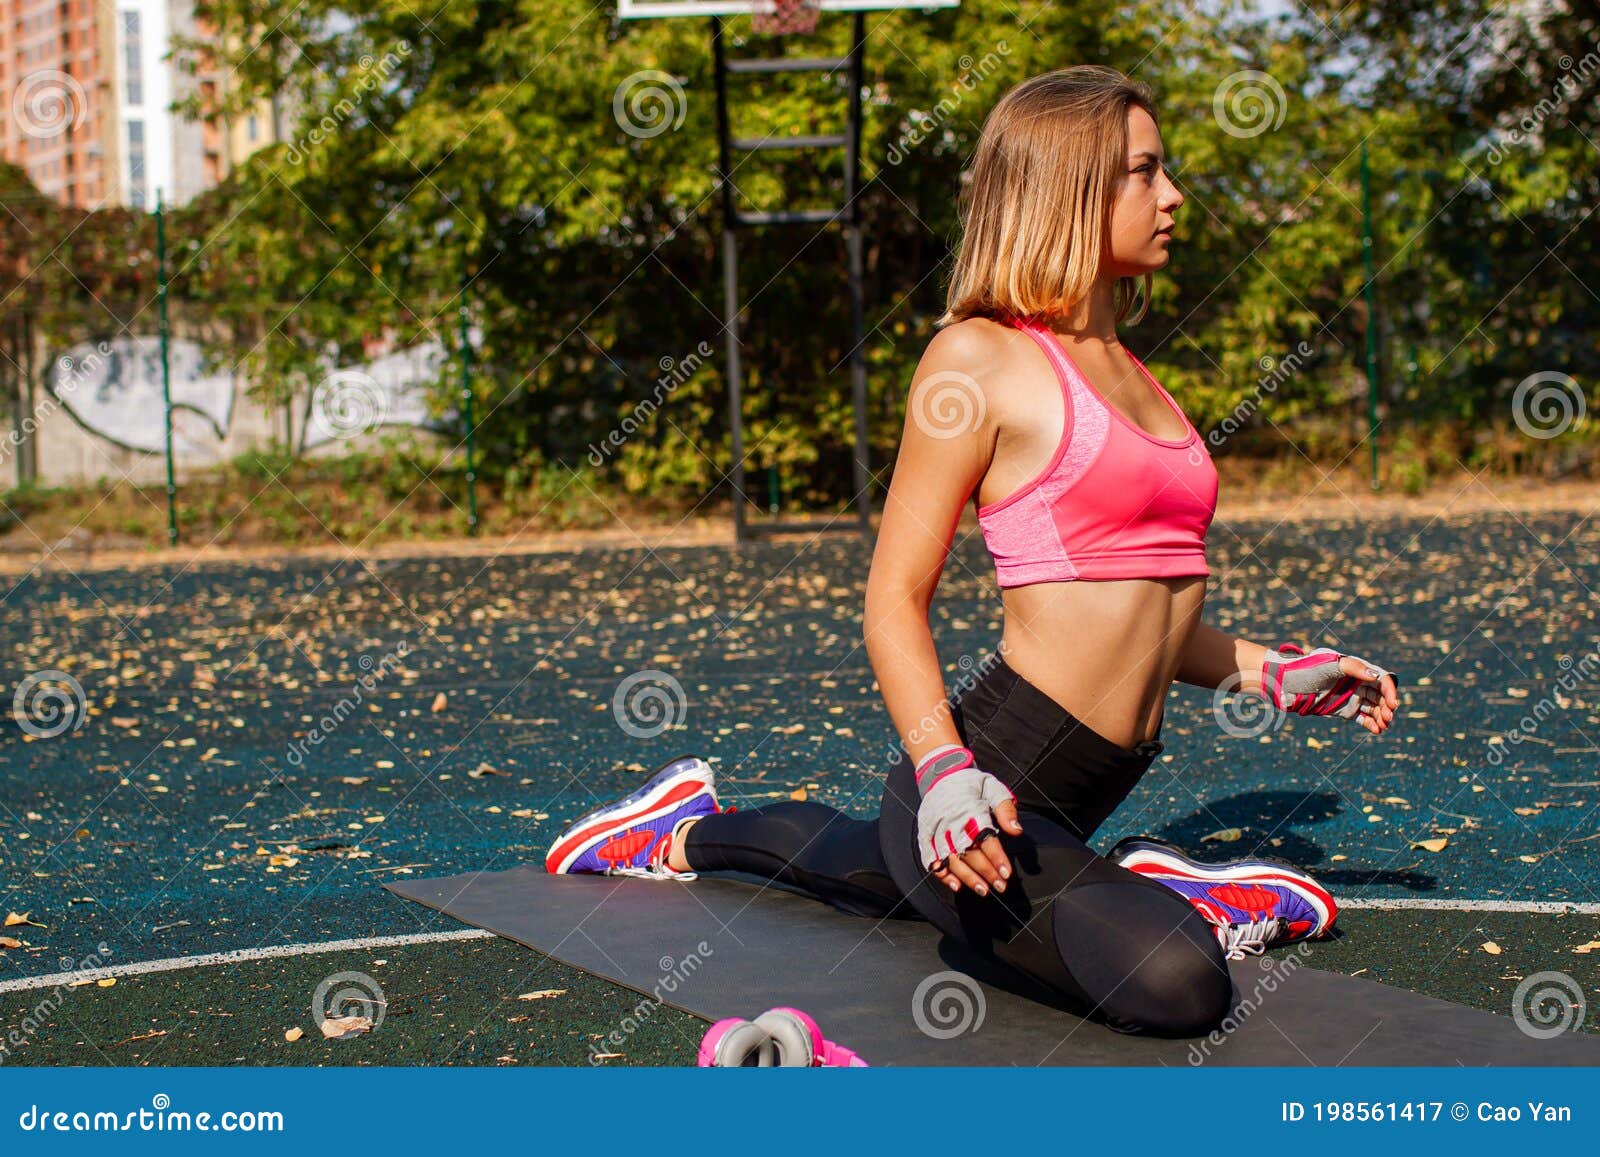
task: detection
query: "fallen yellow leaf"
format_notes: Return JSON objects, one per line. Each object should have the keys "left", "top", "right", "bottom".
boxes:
{"left": 319, "top": 1015, "right": 373, "bottom": 1039}
{"left": 1572, "top": 941, "right": 1600, "bottom": 954}
{"left": 97, "top": 977, "right": 116, "bottom": 987}
{"left": 4, "top": 912, "right": 44, "bottom": 928}
{"left": 1201, "top": 828, "right": 1243, "bottom": 843}
{"left": 789, "top": 787, "right": 808, "bottom": 801}
{"left": 1411, "top": 837, "right": 1449, "bottom": 853}
{"left": 432, "top": 693, "right": 448, "bottom": 713}
{"left": 1481, "top": 941, "right": 1502, "bottom": 955}
{"left": 516, "top": 989, "right": 567, "bottom": 1001}
{"left": 285, "top": 1027, "right": 304, "bottom": 1042}
{"left": 0, "top": 936, "right": 22, "bottom": 949}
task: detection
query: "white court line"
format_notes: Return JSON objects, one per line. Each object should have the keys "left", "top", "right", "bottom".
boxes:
{"left": 1340, "top": 898, "right": 1600, "bottom": 915}
{"left": 0, "top": 928, "right": 494, "bottom": 995}
{"left": 3, "top": 898, "right": 1599, "bottom": 996}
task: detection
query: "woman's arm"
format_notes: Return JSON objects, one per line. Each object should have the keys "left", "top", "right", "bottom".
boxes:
{"left": 1176, "top": 621, "right": 1400, "bottom": 735}
{"left": 1174, "top": 621, "right": 1268, "bottom": 695}
{"left": 863, "top": 323, "right": 999, "bottom": 766}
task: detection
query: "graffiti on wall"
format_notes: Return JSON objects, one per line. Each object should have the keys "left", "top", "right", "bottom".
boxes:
{"left": 47, "top": 333, "right": 468, "bottom": 458}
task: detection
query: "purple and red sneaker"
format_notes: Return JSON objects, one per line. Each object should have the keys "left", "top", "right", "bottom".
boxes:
{"left": 1107, "top": 835, "right": 1337, "bottom": 960}
{"left": 545, "top": 755, "right": 730, "bottom": 880}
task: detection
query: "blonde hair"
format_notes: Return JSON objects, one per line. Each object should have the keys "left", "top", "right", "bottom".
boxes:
{"left": 940, "top": 66, "right": 1157, "bottom": 328}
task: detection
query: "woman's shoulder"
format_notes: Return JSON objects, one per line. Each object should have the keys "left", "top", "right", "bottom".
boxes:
{"left": 921, "top": 316, "right": 1018, "bottom": 372}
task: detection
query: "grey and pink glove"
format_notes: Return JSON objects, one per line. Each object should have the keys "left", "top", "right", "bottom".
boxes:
{"left": 1261, "top": 643, "right": 1399, "bottom": 720}
{"left": 914, "top": 744, "right": 1015, "bottom": 872}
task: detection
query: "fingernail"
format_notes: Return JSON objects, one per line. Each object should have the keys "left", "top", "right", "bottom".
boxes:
{"left": 975, "top": 884, "right": 987, "bottom": 896}
{"left": 994, "top": 880, "right": 1006, "bottom": 893}
{"left": 1000, "top": 865, "right": 1010, "bottom": 878}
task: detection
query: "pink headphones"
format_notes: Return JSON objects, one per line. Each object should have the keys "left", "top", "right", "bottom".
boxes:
{"left": 697, "top": 1006, "right": 868, "bottom": 1067}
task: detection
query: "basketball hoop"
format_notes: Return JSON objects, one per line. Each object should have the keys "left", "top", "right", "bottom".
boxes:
{"left": 751, "top": 0, "right": 819, "bottom": 35}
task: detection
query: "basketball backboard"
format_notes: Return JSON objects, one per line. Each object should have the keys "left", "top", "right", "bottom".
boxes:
{"left": 618, "top": 0, "right": 957, "bottom": 18}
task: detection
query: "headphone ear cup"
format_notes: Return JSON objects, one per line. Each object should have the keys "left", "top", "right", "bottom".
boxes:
{"left": 752, "top": 1008, "right": 820, "bottom": 1067}
{"left": 705, "top": 1018, "right": 779, "bottom": 1067}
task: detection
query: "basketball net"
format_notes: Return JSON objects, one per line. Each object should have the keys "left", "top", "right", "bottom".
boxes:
{"left": 751, "top": 0, "right": 820, "bottom": 36}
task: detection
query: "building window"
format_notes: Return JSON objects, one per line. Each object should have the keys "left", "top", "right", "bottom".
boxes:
{"left": 127, "top": 117, "right": 145, "bottom": 205}
{"left": 123, "top": 10, "right": 143, "bottom": 106}
{"left": 247, "top": 114, "right": 259, "bottom": 142}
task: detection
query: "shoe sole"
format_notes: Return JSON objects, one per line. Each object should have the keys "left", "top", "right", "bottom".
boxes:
{"left": 1108, "top": 837, "right": 1336, "bottom": 934}
{"left": 545, "top": 755, "right": 714, "bottom": 874}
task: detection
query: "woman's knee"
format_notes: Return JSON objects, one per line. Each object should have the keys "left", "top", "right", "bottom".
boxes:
{"left": 1051, "top": 880, "right": 1234, "bottom": 1037}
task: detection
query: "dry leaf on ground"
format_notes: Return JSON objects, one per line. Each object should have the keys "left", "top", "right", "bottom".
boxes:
{"left": 319, "top": 1015, "right": 373, "bottom": 1039}
{"left": 515, "top": 989, "right": 566, "bottom": 1001}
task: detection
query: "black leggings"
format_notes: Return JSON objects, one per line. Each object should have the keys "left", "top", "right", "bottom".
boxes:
{"left": 681, "top": 656, "right": 1234, "bottom": 1037}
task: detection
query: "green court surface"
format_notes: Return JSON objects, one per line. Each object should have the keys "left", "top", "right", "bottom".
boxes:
{"left": 5, "top": 507, "right": 1600, "bottom": 1064}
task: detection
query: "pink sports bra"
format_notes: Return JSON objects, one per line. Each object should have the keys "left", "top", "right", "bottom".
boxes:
{"left": 973, "top": 316, "right": 1218, "bottom": 587}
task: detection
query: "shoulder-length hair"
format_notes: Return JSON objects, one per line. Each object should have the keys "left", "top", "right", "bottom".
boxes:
{"left": 940, "top": 66, "right": 1157, "bottom": 328}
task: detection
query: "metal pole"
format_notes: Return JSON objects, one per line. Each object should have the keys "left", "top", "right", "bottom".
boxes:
{"left": 845, "top": 11, "right": 871, "bottom": 539}
{"left": 713, "top": 17, "right": 747, "bottom": 543}
{"left": 458, "top": 265, "right": 479, "bottom": 535}
{"left": 1360, "top": 140, "right": 1380, "bottom": 490}
{"left": 155, "top": 189, "right": 178, "bottom": 545}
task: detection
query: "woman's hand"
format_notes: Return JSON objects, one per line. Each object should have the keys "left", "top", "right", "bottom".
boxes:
{"left": 914, "top": 745, "right": 1025, "bottom": 897}
{"left": 1261, "top": 644, "right": 1401, "bottom": 735}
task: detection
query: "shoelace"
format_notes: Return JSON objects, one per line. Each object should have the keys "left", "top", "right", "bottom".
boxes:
{"left": 1217, "top": 916, "right": 1286, "bottom": 960}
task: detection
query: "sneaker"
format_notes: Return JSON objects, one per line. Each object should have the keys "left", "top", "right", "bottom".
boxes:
{"left": 1106, "top": 835, "right": 1337, "bottom": 960}
{"left": 544, "top": 755, "right": 731, "bottom": 880}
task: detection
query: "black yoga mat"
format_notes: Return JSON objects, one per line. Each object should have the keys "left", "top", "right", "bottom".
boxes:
{"left": 388, "top": 866, "right": 1600, "bottom": 1066}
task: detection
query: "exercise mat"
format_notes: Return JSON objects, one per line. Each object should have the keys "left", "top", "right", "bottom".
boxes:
{"left": 388, "top": 866, "right": 1600, "bottom": 1066}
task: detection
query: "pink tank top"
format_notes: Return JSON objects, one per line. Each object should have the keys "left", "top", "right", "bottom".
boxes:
{"left": 974, "top": 316, "right": 1218, "bottom": 587}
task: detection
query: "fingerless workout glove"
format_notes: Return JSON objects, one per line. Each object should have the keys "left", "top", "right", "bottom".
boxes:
{"left": 913, "top": 744, "right": 1016, "bottom": 872}
{"left": 1262, "top": 643, "right": 1398, "bottom": 719}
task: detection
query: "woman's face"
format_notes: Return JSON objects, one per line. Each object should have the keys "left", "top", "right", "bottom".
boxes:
{"left": 1105, "top": 104, "right": 1183, "bottom": 277}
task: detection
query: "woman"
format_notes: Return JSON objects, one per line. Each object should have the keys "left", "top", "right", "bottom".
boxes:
{"left": 547, "top": 66, "right": 1400, "bottom": 1037}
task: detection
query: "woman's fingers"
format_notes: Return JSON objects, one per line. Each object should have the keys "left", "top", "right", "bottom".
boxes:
{"left": 944, "top": 852, "right": 990, "bottom": 895}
